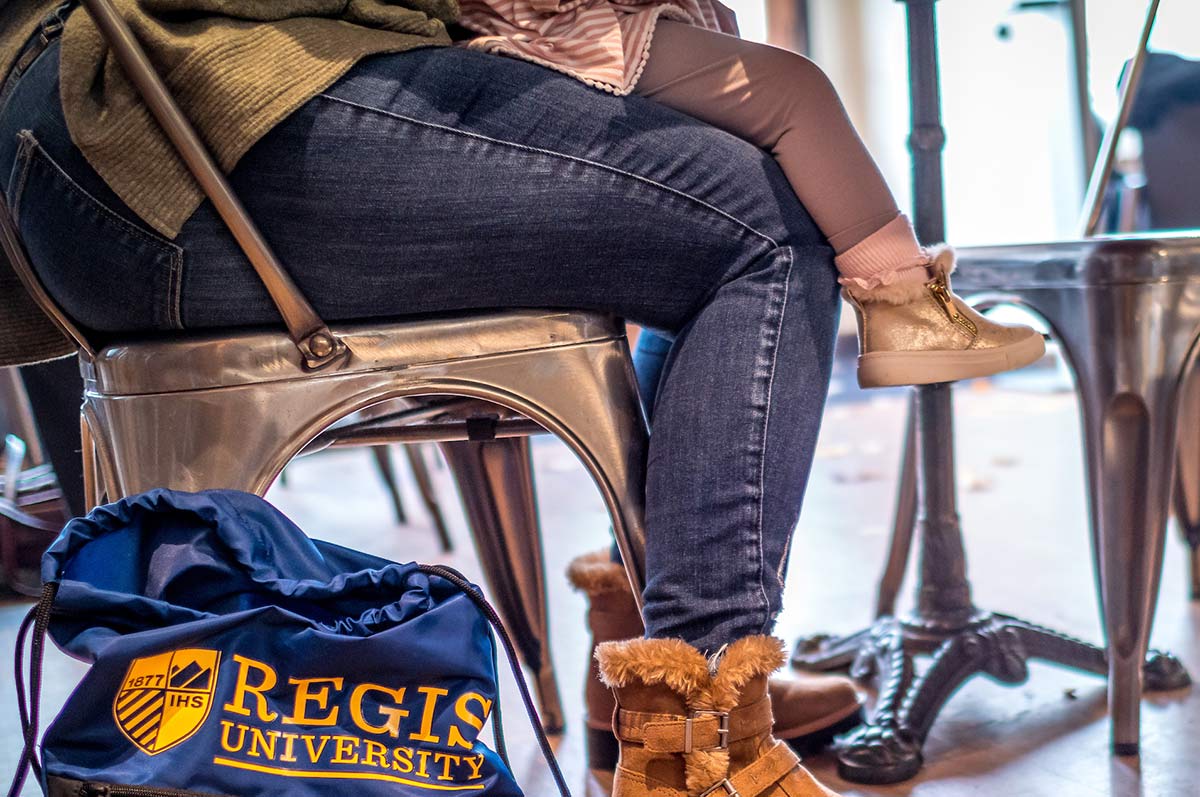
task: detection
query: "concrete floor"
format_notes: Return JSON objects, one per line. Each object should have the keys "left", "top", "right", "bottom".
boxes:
{"left": 2, "top": 340, "right": 1197, "bottom": 796}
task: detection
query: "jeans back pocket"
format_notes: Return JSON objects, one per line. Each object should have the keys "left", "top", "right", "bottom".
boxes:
{"left": 7, "top": 130, "right": 185, "bottom": 332}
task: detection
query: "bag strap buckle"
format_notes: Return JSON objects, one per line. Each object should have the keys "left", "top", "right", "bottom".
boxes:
{"left": 684, "top": 709, "right": 730, "bottom": 753}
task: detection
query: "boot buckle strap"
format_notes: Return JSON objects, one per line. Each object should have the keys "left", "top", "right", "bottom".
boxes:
{"left": 685, "top": 709, "right": 730, "bottom": 753}
{"left": 699, "top": 779, "right": 740, "bottom": 797}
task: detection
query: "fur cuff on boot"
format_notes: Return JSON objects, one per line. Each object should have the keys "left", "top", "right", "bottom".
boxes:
{"left": 843, "top": 244, "right": 956, "bottom": 305}
{"left": 596, "top": 636, "right": 787, "bottom": 794}
{"left": 566, "top": 549, "right": 631, "bottom": 596}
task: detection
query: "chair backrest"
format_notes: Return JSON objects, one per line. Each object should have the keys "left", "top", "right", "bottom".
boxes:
{"left": 1079, "top": 0, "right": 1161, "bottom": 237}
{"left": 1140, "top": 103, "right": 1200, "bottom": 231}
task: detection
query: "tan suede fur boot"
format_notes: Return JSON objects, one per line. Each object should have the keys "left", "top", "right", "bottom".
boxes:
{"left": 597, "top": 636, "right": 843, "bottom": 797}
{"left": 569, "top": 552, "right": 862, "bottom": 790}
{"left": 568, "top": 550, "right": 649, "bottom": 790}
{"left": 843, "top": 245, "right": 1045, "bottom": 389}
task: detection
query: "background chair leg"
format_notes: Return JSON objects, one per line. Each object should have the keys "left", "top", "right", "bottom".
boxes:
{"left": 370, "top": 445, "right": 409, "bottom": 525}
{"left": 1191, "top": 545, "right": 1200, "bottom": 601}
{"left": 1171, "top": 459, "right": 1200, "bottom": 600}
{"left": 1173, "top": 364, "right": 1200, "bottom": 600}
{"left": 403, "top": 444, "right": 453, "bottom": 552}
{"left": 79, "top": 412, "right": 100, "bottom": 512}
{"left": 439, "top": 436, "right": 563, "bottom": 733}
{"left": 876, "top": 393, "right": 919, "bottom": 619}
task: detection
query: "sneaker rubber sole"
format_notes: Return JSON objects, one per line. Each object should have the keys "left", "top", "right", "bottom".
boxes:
{"left": 857, "top": 332, "right": 1046, "bottom": 389}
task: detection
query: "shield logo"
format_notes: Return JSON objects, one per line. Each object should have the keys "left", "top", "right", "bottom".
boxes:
{"left": 113, "top": 649, "right": 221, "bottom": 755}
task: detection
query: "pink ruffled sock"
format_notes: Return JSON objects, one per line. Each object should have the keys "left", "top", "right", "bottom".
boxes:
{"left": 834, "top": 215, "right": 929, "bottom": 291}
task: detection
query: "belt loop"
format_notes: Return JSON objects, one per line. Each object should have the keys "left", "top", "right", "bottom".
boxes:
{"left": 0, "top": 2, "right": 75, "bottom": 114}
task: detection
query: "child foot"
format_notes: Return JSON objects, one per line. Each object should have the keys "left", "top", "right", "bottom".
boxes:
{"left": 842, "top": 245, "right": 1045, "bottom": 389}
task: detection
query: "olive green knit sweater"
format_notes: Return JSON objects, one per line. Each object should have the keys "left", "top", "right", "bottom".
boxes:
{"left": 0, "top": 0, "right": 457, "bottom": 366}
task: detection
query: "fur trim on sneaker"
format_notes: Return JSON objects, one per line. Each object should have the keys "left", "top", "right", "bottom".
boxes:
{"left": 843, "top": 244, "right": 957, "bottom": 305}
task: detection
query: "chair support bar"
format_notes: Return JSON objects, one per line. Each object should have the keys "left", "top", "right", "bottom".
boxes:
{"left": 326, "top": 419, "right": 548, "bottom": 448}
{"left": 80, "top": 0, "right": 348, "bottom": 370}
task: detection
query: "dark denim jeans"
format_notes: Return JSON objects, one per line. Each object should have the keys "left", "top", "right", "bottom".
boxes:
{"left": 0, "top": 26, "right": 840, "bottom": 652}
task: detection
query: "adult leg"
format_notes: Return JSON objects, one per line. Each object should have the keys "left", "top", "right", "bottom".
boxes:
{"left": 1, "top": 45, "right": 840, "bottom": 653}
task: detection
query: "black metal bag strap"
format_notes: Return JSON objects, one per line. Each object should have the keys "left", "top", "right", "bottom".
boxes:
{"left": 7, "top": 581, "right": 58, "bottom": 797}
{"left": 418, "top": 564, "right": 573, "bottom": 797}
{"left": 79, "top": 0, "right": 348, "bottom": 371}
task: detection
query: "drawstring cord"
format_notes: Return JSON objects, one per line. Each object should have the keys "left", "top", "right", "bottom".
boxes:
{"left": 419, "top": 564, "right": 573, "bottom": 797}
{"left": 8, "top": 581, "right": 58, "bottom": 797}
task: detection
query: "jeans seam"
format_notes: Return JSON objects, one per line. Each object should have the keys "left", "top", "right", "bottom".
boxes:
{"left": 315, "top": 93, "right": 780, "bottom": 249}
{"left": 166, "top": 246, "right": 185, "bottom": 330}
{"left": 7, "top": 133, "right": 34, "bottom": 220}
{"left": 754, "top": 245, "right": 793, "bottom": 632}
{"left": 12, "top": 130, "right": 186, "bottom": 329}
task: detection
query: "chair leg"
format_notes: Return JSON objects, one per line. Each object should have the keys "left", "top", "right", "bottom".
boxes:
{"left": 875, "top": 393, "right": 919, "bottom": 619}
{"left": 1192, "top": 546, "right": 1200, "bottom": 602}
{"left": 467, "top": 338, "right": 650, "bottom": 595}
{"left": 370, "top": 445, "right": 409, "bottom": 525}
{"left": 1082, "top": 389, "right": 1193, "bottom": 753}
{"left": 1173, "top": 364, "right": 1200, "bottom": 600}
{"left": 403, "top": 444, "right": 452, "bottom": 552}
{"left": 79, "top": 411, "right": 100, "bottom": 512}
{"left": 439, "top": 437, "right": 562, "bottom": 732}
{"left": 1172, "top": 452, "right": 1200, "bottom": 600}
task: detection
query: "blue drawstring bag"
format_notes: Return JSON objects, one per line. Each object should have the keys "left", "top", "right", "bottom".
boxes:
{"left": 8, "top": 489, "right": 569, "bottom": 797}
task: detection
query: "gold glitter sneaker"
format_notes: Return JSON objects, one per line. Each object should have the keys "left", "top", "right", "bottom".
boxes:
{"left": 843, "top": 245, "right": 1045, "bottom": 389}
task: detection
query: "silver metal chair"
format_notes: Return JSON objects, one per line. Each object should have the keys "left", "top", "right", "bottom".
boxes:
{"left": 0, "top": 0, "right": 651, "bottom": 733}
{"left": 73, "top": 312, "right": 648, "bottom": 733}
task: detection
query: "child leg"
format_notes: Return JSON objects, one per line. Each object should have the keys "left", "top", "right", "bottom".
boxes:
{"left": 635, "top": 21, "right": 1044, "bottom": 387}
{"left": 636, "top": 20, "right": 926, "bottom": 287}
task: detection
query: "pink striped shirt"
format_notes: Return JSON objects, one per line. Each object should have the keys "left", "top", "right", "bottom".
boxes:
{"left": 458, "top": 0, "right": 739, "bottom": 95}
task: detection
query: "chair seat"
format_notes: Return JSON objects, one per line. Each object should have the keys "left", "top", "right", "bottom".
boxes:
{"left": 953, "top": 232, "right": 1200, "bottom": 292}
{"left": 84, "top": 309, "right": 626, "bottom": 395}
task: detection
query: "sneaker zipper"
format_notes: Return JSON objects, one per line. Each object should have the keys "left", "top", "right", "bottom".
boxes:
{"left": 927, "top": 276, "right": 978, "bottom": 337}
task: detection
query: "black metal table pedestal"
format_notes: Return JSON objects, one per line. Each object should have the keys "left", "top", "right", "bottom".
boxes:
{"left": 792, "top": 382, "right": 1190, "bottom": 783}
{"left": 795, "top": 611, "right": 1186, "bottom": 784}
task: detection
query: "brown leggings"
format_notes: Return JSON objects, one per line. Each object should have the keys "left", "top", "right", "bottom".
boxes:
{"left": 636, "top": 21, "right": 902, "bottom": 255}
